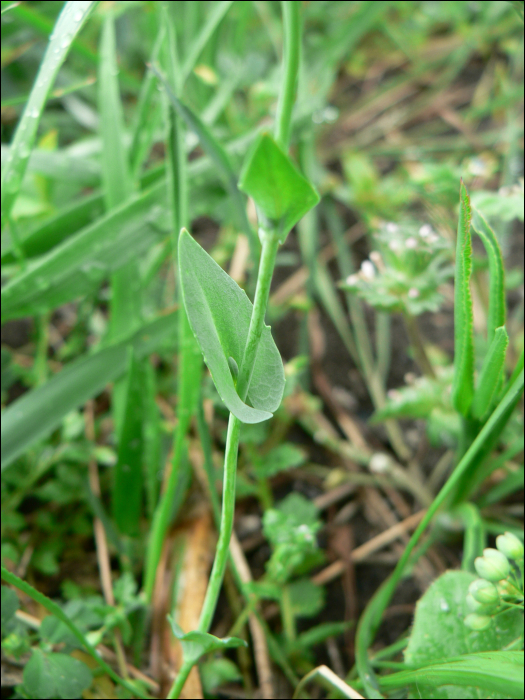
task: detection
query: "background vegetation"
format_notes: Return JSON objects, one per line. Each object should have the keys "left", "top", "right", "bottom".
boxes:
{"left": 1, "top": 1, "right": 523, "bottom": 698}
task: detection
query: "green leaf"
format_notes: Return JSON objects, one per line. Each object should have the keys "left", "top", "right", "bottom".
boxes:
{"left": 381, "top": 651, "right": 524, "bottom": 698}
{"left": 1, "top": 585, "right": 19, "bottom": 628}
{"left": 0, "top": 1, "right": 96, "bottom": 231}
{"left": 1, "top": 185, "right": 167, "bottom": 322}
{"left": 288, "top": 578, "right": 325, "bottom": 619}
{"left": 471, "top": 208, "right": 505, "bottom": 344}
{"left": 112, "top": 349, "right": 144, "bottom": 536}
{"left": 178, "top": 228, "right": 284, "bottom": 424}
{"left": 452, "top": 180, "right": 475, "bottom": 416}
{"left": 471, "top": 326, "right": 509, "bottom": 421}
{"left": 23, "top": 649, "right": 92, "bottom": 700}
{"left": 168, "top": 618, "right": 246, "bottom": 666}
{"left": 1, "top": 567, "right": 144, "bottom": 697}
{"left": 1, "top": 311, "right": 177, "bottom": 471}
{"left": 99, "top": 12, "right": 132, "bottom": 211}
{"left": 252, "top": 443, "right": 306, "bottom": 479}
{"left": 200, "top": 658, "right": 242, "bottom": 695}
{"left": 404, "top": 570, "right": 523, "bottom": 698}
{"left": 238, "top": 133, "right": 320, "bottom": 243}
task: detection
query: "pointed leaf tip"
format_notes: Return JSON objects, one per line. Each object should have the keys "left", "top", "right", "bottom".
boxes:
{"left": 238, "top": 133, "right": 320, "bottom": 243}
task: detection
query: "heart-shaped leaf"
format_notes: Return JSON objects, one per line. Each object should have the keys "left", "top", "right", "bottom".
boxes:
{"left": 179, "top": 229, "right": 284, "bottom": 423}
{"left": 238, "top": 133, "right": 320, "bottom": 243}
{"left": 168, "top": 618, "right": 246, "bottom": 666}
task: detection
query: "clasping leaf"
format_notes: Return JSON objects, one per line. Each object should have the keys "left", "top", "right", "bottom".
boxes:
{"left": 168, "top": 617, "right": 246, "bottom": 666}
{"left": 178, "top": 229, "right": 284, "bottom": 424}
{"left": 238, "top": 133, "right": 320, "bottom": 243}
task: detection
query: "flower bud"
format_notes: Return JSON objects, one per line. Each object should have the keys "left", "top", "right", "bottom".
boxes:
{"left": 464, "top": 613, "right": 491, "bottom": 631}
{"left": 466, "top": 593, "right": 484, "bottom": 612}
{"left": 468, "top": 579, "right": 499, "bottom": 605}
{"left": 474, "top": 548, "right": 510, "bottom": 582}
{"left": 466, "top": 592, "right": 497, "bottom": 615}
{"left": 496, "top": 579, "right": 522, "bottom": 602}
{"left": 496, "top": 532, "right": 524, "bottom": 561}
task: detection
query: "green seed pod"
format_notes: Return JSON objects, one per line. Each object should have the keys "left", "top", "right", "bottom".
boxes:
{"left": 496, "top": 532, "right": 524, "bottom": 561}
{"left": 474, "top": 548, "right": 510, "bottom": 582}
{"left": 464, "top": 613, "right": 491, "bottom": 631}
{"left": 468, "top": 579, "right": 499, "bottom": 605}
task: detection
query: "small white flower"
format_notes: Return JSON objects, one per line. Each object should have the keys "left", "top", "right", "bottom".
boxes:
{"left": 389, "top": 240, "right": 401, "bottom": 251}
{"left": 419, "top": 224, "right": 432, "bottom": 237}
{"left": 346, "top": 274, "right": 359, "bottom": 286}
{"left": 386, "top": 222, "right": 399, "bottom": 233}
{"left": 361, "top": 260, "right": 376, "bottom": 279}
{"left": 405, "top": 237, "right": 418, "bottom": 249}
{"left": 370, "top": 453, "right": 391, "bottom": 474}
{"left": 408, "top": 288, "right": 420, "bottom": 298}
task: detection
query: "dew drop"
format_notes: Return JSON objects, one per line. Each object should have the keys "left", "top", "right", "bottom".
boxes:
{"left": 439, "top": 599, "right": 450, "bottom": 612}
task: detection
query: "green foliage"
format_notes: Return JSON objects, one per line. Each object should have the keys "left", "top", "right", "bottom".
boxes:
{"left": 1, "top": 311, "right": 177, "bottom": 471}
{"left": 452, "top": 181, "right": 475, "bottom": 417}
{"left": 168, "top": 618, "right": 246, "bottom": 666}
{"left": 404, "top": 570, "right": 523, "bottom": 698}
{"left": 238, "top": 133, "right": 320, "bottom": 243}
{"left": 22, "top": 649, "right": 93, "bottom": 700}
{"left": 263, "top": 493, "right": 321, "bottom": 584}
{"left": 179, "top": 228, "right": 284, "bottom": 423}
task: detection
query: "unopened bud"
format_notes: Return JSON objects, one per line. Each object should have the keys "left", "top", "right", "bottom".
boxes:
{"left": 468, "top": 579, "right": 499, "bottom": 605}
{"left": 496, "top": 532, "right": 524, "bottom": 561}
{"left": 464, "top": 613, "right": 491, "bottom": 631}
{"left": 474, "top": 548, "right": 510, "bottom": 582}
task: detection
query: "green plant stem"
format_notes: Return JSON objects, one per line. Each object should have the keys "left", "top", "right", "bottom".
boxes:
{"left": 355, "top": 368, "right": 524, "bottom": 698}
{"left": 198, "top": 413, "right": 241, "bottom": 631}
{"left": 168, "top": 5, "right": 301, "bottom": 697}
{"left": 236, "top": 232, "right": 280, "bottom": 400}
{"left": 274, "top": 1, "right": 300, "bottom": 150}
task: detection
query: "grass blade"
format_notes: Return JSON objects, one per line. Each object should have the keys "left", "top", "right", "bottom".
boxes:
{"left": 379, "top": 651, "right": 524, "bottom": 698}
{"left": 471, "top": 207, "right": 506, "bottom": 344}
{"left": 471, "top": 326, "right": 509, "bottom": 420}
{"left": 149, "top": 62, "right": 258, "bottom": 258}
{"left": 451, "top": 180, "right": 475, "bottom": 416}
{"left": 179, "top": 0, "right": 234, "bottom": 86}
{"left": 112, "top": 349, "right": 144, "bottom": 536}
{"left": 1, "top": 185, "right": 167, "bottom": 322}
{"left": 1, "top": 1, "right": 96, "bottom": 231}
{"left": 1, "top": 312, "right": 177, "bottom": 471}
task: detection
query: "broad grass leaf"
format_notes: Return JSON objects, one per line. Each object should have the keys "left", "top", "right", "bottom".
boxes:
{"left": 1, "top": 186, "right": 166, "bottom": 322}
{"left": 238, "top": 133, "right": 320, "bottom": 243}
{"left": 471, "top": 326, "right": 509, "bottom": 420}
{"left": 168, "top": 618, "right": 246, "bottom": 666}
{"left": 1, "top": 311, "right": 177, "bottom": 471}
{"left": 1, "top": 2, "right": 96, "bottom": 231}
{"left": 471, "top": 208, "right": 505, "bottom": 344}
{"left": 381, "top": 651, "right": 524, "bottom": 698}
{"left": 404, "top": 570, "right": 523, "bottom": 698}
{"left": 178, "top": 229, "right": 284, "bottom": 424}
{"left": 451, "top": 180, "right": 475, "bottom": 416}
